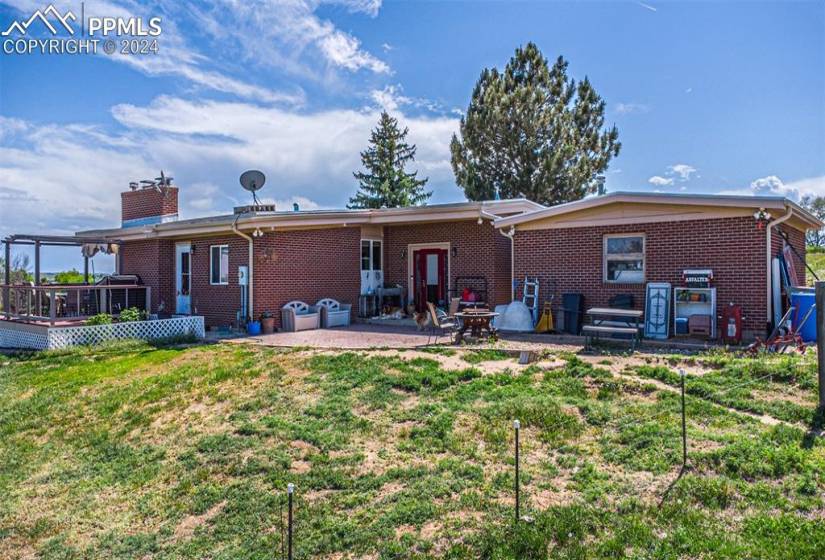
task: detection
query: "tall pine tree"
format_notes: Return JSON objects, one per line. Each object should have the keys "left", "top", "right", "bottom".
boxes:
{"left": 349, "top": 111, "right": 431, "bottom": 209}
{"left": 450, "top": 43, "right": 620, "bottom": 205}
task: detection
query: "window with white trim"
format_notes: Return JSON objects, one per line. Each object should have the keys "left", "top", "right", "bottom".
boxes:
{"left": 604, "top": 234, "right": 645, "bottom": 283}
{"left": 210, "top": 245, "right": 229, "bottom": 285}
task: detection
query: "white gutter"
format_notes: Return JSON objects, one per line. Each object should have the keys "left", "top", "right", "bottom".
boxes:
{"left": 480, "top": 209, "right": 517, "bottom": 301}
{"left": 766, "top": 204, "right": 793, "bottom": 325}
{"left": 232, "top": 212, "right": 254, "bottom": 322}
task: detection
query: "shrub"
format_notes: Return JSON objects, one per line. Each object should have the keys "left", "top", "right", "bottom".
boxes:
{"left": 118, "top": 307, "right": 146, "bottom": 322}
{"left": 86, "top": 313, "right": 113, "bottom": 325}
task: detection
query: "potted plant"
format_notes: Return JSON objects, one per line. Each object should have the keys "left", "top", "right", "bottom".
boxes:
{"left": 246, "top": 317, "right": 261, "bottom": 336}
{"left": 260, "top": 311, "right": 276, "bottom": 334}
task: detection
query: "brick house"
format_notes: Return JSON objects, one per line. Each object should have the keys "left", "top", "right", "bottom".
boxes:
{"left": 81, "top": 184, "right": 541, "bottom": 329}
{"left": 80, "top": 185, "right": 820, "bottom": 340}
{"left": 496, "top": 192, "right": 821, "bottom": 340}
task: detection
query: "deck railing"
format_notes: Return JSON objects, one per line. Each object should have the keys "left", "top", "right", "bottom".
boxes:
{"left": 0, "top": 284, "right": 151, "bottom": 325}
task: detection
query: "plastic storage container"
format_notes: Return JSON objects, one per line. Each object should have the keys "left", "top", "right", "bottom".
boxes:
{"left": 675, "top": 317, "right": 689, "bottom": 335}
{"left": 790, "top": 291, "right": 816, "bottom": 342}
{"left": 561, "top": 293, "right": 584, "bottom": 335}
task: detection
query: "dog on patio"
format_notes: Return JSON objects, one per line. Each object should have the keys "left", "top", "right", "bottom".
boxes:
{"left": 408, "top": 304, "right": 430, "bottom": 330}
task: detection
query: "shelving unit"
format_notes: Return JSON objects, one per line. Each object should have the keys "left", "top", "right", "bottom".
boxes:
{"left": 673, "top": 287, "right": 716, "bottom": 338}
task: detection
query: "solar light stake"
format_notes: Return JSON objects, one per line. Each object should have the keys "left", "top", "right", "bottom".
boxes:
{"left": 679, "top": 369, "right": 687, "bottom": 468}
{"left": 514, "top": 419, "right": 520, "bottom": 523}
{"left": 287, "top": 483, "right": 294, "bottom": 560}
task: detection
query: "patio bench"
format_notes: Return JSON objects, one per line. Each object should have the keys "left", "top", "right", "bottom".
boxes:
{"left": 281, "top": 301, "right": 321, "bottom": 332}
{"left": 315, "top": 298, "right": 352, "bottom": 328}
{"left": 582, "top": 325, "right": 640, "bottom": 350}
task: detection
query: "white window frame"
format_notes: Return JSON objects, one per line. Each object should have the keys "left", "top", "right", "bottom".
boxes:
{"left": 603, "top": 233, "right": 645, "bottom": 284}
{"left": 210, "top": 244, "right": 230, "bottom": 285}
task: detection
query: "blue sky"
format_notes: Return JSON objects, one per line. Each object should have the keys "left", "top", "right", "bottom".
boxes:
{"left": 1, "top": 0, "right": 824, "bottom": 271}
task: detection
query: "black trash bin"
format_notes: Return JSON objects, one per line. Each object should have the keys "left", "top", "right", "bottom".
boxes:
{"left": 561, "top": 293, "right": 584, "bottom": 335}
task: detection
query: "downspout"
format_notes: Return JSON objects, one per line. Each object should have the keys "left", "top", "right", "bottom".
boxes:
{"left": 497, "top": 220, "right": 516, "bottom": 302}
{"left": 766, "top": 204, "right": 793, "bottom": 327}
{"left": 232, "top": 212, "right": 254, "bottom": 322}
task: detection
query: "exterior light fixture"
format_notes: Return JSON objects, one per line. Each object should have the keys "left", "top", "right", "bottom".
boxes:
{"left": 452, "top": 247, "right": 458, "bottom": 258}
{"left": 477, "top": 216, "right": 483, "bottom": 225}
{"left": 753, "top": 208, "right": 772, "bottom": 229}
{"left": 401, "top": 248, "right": 407, "bottom": 260}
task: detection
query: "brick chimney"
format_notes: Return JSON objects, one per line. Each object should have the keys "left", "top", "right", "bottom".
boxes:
{"left": 121, "top": 184, "right": 179, "bottom": 227}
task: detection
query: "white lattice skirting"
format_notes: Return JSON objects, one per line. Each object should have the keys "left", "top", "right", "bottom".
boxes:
{"left": 0, "top": 316, "right": 205, "bottom": 350}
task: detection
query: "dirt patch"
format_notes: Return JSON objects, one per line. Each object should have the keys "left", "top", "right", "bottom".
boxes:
{"left": 376, "top": 481, "right": 405, "bottom": 500}
{"left": 289, "top": 460, "right": 312, "bottom": 474}
{"left": 173, "top": 500, "right": 226, "bottom": 541}
{"left": 394, "top": 524, "right": 416, "bottom": 538}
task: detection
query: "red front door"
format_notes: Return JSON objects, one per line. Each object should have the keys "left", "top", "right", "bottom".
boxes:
{"left": 413, "top": 248, "right": 447, "bottom": 312}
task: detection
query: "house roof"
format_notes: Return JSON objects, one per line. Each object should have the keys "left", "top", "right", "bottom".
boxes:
{"left": 77, "top": 199, "right": 545, "bottom": 241}
{"left": 493, "top": 191, "right": 824, "bottom": 230}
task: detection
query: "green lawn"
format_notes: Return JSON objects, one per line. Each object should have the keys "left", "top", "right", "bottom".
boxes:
{"left": 0, "top": 341, "right": 823, "bottom": 559}
{"left": 807, "top": 247, "right": 825, "bottom": 285}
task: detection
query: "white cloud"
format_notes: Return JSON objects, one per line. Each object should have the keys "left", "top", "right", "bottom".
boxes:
{"left": 319, "top": 30, "right": 389, "bottom": 73}
{"left": 185, "top": 0, "right": 389, "bottom": 79}
{"left": 717, "top": 175, "right": 825, "bottom": 200}
{"left": 615, "top": 103, "right": 649, "bottom": 115}
{"left": 0, "top": 96, "right": 460, "bottom": 240}
{"left": 668, "top": 163, "right": 697, "bottom": 181}
{"left": 369, "top": 84, "right": 446, "bottom": 114}
{"left": 636, "top": 1, "right": 657, "bottom": 12}
{"left": 648, "top": 176, "right": 673, "bottom": 186}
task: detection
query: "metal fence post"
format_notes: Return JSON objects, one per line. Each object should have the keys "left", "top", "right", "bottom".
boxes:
{"left": 514, "top": 419, "right": 520, "bottom": 524}
{"left": 287, "top": 483, "right": 294, "bottom": 560}
{"left": 679, "top": 368, "right": 687, "bottom": 469}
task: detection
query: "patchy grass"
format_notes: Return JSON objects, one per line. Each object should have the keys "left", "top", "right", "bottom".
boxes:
{"left": 0, "top": 341, "right": 823, "bottom": 559}
{"left": 628, "top": 350, "right": 819, "bottom": 425}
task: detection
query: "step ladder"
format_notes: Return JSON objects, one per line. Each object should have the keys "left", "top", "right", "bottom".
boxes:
{"left": 522, "top": 276, "right": 540, "bottom": 325}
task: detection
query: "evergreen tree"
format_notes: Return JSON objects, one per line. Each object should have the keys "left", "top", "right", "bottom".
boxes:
{"left": 349, "top": 111, "right": 431, "bottom": 209}
{"left": 450, "top": 43, "right": 621, "bottom": 205}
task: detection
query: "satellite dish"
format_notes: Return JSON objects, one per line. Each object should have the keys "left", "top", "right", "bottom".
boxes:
{"left": 239, "top": 170, "right": 266, "bottom": 206}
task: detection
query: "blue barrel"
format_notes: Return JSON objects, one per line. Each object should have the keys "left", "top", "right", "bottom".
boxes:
{"left": 247, "top": 321, "right": 262, "bottom": 336}
{"left": 790, "top": 292, "right": 816, "bottom": 342}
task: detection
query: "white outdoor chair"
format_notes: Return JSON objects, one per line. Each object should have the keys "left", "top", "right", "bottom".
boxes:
{"left": 281, "top": 301, "right": 321, "bottom": 332}
{"left": 315, "top": 298, "right": 352, "bottom": 328}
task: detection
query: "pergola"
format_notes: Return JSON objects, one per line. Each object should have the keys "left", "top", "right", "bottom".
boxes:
{"left": 2, "top": 234, "right": 122, "bottom": 286}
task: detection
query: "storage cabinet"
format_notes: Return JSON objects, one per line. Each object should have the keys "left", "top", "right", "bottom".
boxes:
{"left": 673, "top": 287, "right": 716, "bottom": 338}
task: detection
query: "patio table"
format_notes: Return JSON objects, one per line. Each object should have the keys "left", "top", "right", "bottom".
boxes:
{"left": 454, "top": 310, "right": 499, "bottom": 343}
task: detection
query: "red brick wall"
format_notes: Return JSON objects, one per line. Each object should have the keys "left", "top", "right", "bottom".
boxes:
{"left": 121, "top": 187, "right": 178, "bottom": 223}
{"left": 119, "top": 239, "right": 174, "bottom": 314}
{"left": 190, "top": 236, "right": 249, "bottom": 326}
{"left": 512, "top": 216, "right": 808, "bottom": 339}
{"left": 383, "top": 220, "right": 512, "bottom": 308}
{"left": 254, "top": 227, "right": 361, "bottom": 329}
